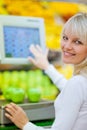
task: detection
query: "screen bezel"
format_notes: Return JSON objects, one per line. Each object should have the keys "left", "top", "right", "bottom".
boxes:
{"left": 0, "top": 15, "right": 46, "bottom": 64}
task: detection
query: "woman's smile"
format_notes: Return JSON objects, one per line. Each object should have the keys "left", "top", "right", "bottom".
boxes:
{"left": 63, "top": 51, "right": 76, "bottom": 57}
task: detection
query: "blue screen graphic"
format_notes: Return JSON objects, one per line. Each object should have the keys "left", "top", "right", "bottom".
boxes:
{"left": 4, "top": 26, "right": 40, "bottom": 58}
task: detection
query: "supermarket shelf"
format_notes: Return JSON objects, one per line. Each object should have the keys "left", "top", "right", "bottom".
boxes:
{"left": 0, "top": 99, "right": 55, "bottom": 125}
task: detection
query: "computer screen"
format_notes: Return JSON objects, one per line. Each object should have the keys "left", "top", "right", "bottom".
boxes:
{"left": 0, "top": 15, "right": 46, "bottom": 64}
{"left": 4, "top": 26, "right": 40, "bottom": 58}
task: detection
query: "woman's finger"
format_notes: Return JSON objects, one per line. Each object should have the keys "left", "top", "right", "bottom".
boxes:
{"left": 10, "top": 103, "right": 19, "bottom": 110}
{"left": 5, "top": 113, "right": 13, "bottom": 120}
{"left": 5, "top": 104, "right": 16, "bottom": 115}
{"left": 29, "top": 45, "right": 40, "bottom": 57}
{"left": 28, "top": 57, "right": 36, "bottom": 65}
{"left": 36, "top": 45, "right": 43, "bottom": 53}
{"left": 45, "top": 48, "right": 49, "bottom": 57}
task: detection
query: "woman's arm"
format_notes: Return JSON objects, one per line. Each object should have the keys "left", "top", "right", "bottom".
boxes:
{"left": 29, "top": 45, "right": 67, "bottom": 91}
{"left": 45, "top": 64, "right": 67, "bottom": 91}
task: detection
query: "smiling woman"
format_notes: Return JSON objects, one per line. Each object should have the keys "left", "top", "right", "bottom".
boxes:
{"left": 61, "top": 26, "right": 87, "bottom": 64}
{"left": 60, "top": 13, "right": 87, "bottom": 76}
{"left": 5, "top": 12, "right": 87, "bottom": 130}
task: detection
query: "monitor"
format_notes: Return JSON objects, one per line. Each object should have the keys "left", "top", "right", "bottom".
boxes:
{"left": 0, "top": 15, "right": 46, "bottom": 64}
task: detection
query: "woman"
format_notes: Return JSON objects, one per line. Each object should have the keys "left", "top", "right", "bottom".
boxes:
{"left": 5, "top": 12, "right": 87, "bottom": 130}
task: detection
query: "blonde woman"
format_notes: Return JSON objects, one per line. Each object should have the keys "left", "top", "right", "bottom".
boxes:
{"left": 5, "top": 12, "right": 87, "bottom": 130}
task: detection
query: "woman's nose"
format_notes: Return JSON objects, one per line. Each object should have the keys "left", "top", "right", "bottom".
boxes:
{"left": 64, "top": 41, "right": 72, "bottom": 50}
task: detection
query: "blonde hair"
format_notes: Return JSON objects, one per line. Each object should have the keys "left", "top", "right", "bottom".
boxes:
{"left": 74, "top": 58, "right": 87, "bottom": 78}
{"left": 62, "top": 12, "right": 87, "bottom": 77}
{"left": 62, "top": 12, "right": 87, "bottom": 45}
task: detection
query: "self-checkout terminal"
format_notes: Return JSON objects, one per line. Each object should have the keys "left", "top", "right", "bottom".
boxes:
{"left": 0, "top": 15, "right": 55, "bottom": 129}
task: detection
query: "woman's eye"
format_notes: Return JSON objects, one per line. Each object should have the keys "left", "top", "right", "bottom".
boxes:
{"left": 74, "top": 40, "right": 83, "bottom": 45}
{"left": 62, "top": 36, "right": 68, "bottom": 40}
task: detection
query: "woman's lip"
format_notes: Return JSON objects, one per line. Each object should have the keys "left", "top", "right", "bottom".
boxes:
{"left": 63, "top": 51, "right": 75, "bottom": 56}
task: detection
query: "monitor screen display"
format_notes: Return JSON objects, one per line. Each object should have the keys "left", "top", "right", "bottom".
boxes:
{"left": 4, "top": 26, "right": 40, "bottom": 58}
{"left": 0, "top": 15, "right": 46, "bottom": 64}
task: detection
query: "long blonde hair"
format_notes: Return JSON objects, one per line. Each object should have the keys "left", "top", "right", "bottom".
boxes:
{"left": 74, "top": 58, "right": 87, "bottom": 78}
{"left": 62, "top": 12, "right": 87, "bottom": 77}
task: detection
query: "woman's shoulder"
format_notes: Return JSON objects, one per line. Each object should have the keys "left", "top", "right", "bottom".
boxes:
{"left": 71, "top": 75, "right": 87, "bottom": 83}
{"left": 68, "top": 75, "right": 87, "bottom": 101}
{"left": 67, "top": 75, "right": 87, "bottom": 92}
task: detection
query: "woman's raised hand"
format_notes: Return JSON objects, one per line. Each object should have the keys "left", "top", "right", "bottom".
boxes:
{"left": 29, "top": 44, "right": 50, "bottom": 70}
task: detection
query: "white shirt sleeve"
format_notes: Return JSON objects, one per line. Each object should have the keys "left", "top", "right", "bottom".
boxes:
{"left": 23, "top": 122, "right": 53, "bottom": 130}
{"left": 45, "top": 64, "right": 68, "bottom": 91}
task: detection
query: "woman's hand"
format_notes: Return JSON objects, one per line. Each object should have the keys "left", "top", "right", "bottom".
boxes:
{"left": 29, "top": 44, "right": 50, "bottom": 70}
{"left": 5, "top": 103, "right": 29, "bottom": 129}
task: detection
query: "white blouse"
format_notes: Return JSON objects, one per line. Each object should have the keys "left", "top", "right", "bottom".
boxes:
{"left": 23, "top": 65, "right": 87, "bottom": 130}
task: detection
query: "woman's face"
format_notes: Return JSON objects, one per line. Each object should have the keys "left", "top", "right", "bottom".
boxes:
{"left": 61, "top": 30, "right": 87, "bottom": 65}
